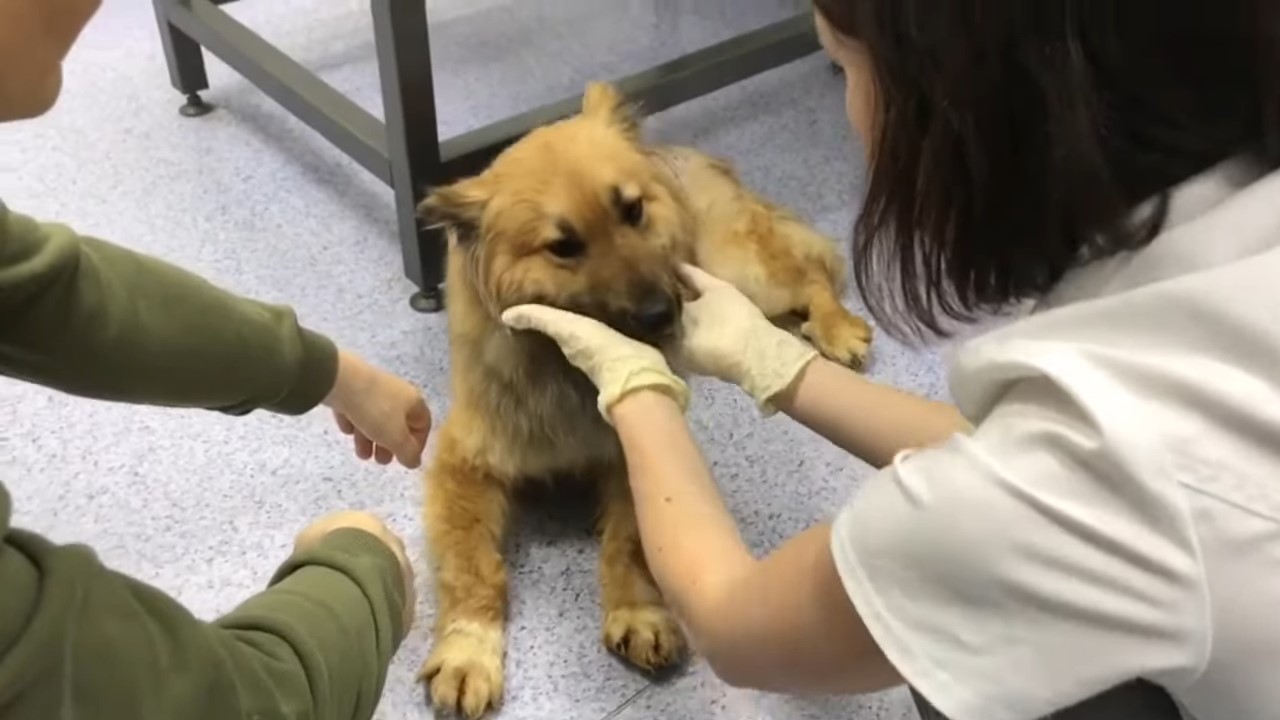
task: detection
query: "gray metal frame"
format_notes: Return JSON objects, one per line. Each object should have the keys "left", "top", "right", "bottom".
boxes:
{"left": 151, "top": 0, "right": 820, "bottom": 311}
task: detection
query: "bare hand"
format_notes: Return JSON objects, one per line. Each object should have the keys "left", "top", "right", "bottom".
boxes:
{"left": 294, "top": 510, "right": 416, "bottom": 632}
{"left": 323, "top": 350, "right": 431, "bottom": 469}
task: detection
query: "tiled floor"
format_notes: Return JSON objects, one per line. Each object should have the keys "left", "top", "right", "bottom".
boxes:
{"left": 1, "top": 1, "right": 948, "bottom": 718}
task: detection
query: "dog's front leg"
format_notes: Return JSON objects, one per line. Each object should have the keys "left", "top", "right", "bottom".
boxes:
{"left": 421, "top": 442, "right": 511, "bottom": 719}
{"left": 596, "top": 468, "right": 689, "bottom": 673}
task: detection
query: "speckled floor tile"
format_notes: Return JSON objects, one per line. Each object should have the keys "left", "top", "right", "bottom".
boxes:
{"left": 2, "top": 1, "right": 942, "bottom": 719}
{"left": 608, "top": 662, "right": 921, "bottom": 720}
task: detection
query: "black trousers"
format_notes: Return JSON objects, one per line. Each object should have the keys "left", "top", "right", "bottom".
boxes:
{"left": 911, "top": 680, "right": 1184, "bottom": 720}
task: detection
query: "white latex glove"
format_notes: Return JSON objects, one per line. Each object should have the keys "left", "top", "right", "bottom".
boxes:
{"left": 500, "top": 304, "right": 690, "bottom": 422}
{"left": 674, "top": 263, "right": 818, "bottom": 414}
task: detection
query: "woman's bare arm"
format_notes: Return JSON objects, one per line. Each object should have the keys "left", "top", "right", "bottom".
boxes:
{"left": 773, "top": 357, "right": 971, "bottom": 468}
{"left": 610, "top": 390, "right": 903, "bottom": 695}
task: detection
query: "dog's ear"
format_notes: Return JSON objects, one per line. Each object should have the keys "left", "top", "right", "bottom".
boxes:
{"left": 417, "top": 176, "right": 490, "bottom": 237}
{"left": 581, "top": 82, "right": 640, "bottom": 140}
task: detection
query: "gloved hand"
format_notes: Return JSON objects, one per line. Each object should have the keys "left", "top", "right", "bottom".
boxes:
{"left": 500, "top": 305, "right": 690, "bottom": 422}
{"left": 673, "top": 263, "right": 818, "bottom": 414}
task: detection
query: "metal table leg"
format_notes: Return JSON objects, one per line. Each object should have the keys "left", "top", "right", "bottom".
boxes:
{"left": 372, "top": 0, "right": 445, "bottom": 312}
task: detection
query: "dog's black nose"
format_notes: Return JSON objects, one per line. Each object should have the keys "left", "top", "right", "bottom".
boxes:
{"left": 633, "top": 293, "right": 677, "bottom": 335}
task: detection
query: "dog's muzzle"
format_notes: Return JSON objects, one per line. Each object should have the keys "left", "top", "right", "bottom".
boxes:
{"left": 630, "top": 291, "right": 678, "bottom": 338}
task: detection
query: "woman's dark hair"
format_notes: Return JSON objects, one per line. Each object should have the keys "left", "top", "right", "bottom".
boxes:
{"left": 812, "top": 0, "right": 1280, "bottom": 340}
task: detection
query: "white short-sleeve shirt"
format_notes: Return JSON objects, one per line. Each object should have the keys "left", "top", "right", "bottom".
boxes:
{"left": 831, "top": 155, "right": 1280, "bottom": 720}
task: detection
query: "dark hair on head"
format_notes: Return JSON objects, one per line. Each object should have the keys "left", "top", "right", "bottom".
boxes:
{"left": 812, "top": 0, "right": 1280, "bottom": 340}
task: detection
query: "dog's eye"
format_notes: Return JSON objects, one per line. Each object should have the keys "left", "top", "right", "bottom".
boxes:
{"left": 546, "top": 237, "right": 586, "bottom": 259}
{"left": 620, "top": 197, "right": 644, "bottom": 227}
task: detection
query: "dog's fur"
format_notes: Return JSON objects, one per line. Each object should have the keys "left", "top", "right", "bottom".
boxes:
{"left": 416, "top": 82, "right": 873, "bottom": 718}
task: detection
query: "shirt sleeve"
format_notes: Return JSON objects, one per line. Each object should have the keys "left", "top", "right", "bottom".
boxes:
{"left": 0, "top": 481, "right": 408, "bottom": 720}
{"left": 0, "top": 201, "right": 338, "bottom": 415}
{"left": 829, "top": 375, "right": 1209, "bottom": 720}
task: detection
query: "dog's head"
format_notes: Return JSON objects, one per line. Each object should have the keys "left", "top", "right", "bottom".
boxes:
{"left": 419, "top": 82, "right": 694, "bottom": 345}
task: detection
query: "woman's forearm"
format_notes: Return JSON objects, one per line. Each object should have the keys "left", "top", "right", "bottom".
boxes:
{"left": 607, "top": 389, "right": 903, "bottom": 694}
{"left": 609, "top": 391, "right": 754, "bottom": 630}
{"left": 773, "top": 357, "right": 971, "bottom": 468}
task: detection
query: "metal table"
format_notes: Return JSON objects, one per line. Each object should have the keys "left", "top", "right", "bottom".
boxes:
{"left": 150, "top": 0, "right": 820, "bottom": 311}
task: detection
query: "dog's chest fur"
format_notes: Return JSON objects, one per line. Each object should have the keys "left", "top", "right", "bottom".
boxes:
{"left": 455, "top": 328, "right": 623, "bottom": 481}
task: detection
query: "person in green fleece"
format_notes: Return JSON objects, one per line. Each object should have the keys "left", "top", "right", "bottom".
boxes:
{"left": 1, "top": 1, "right": 428, "bottom": 718}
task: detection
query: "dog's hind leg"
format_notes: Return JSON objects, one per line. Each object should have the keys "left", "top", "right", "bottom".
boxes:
{"left": 693, "top": 204, "right": 874, "bottom": 371}
{"left": 596, "top": 470, "right": 688, "bottom": 673}
{"left": 420, "top": 436, "right": 511, "bottom": 720}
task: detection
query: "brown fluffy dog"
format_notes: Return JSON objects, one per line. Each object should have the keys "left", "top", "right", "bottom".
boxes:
{"left": 416, "top": 82, "right": 872, "bottom": 718}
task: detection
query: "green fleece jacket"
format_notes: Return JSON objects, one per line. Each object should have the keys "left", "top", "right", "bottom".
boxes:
{"left": 0, "top": 202, "right": 407, "bottom": 720}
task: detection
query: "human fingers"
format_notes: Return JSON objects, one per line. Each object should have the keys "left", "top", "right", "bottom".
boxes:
{"left": 390, "top": 433, "right": 425, "bottom": 469}
{"left": 293, "top": 511, "right": 417, "bottom": 629}
{"left": 407, "top": 397, "right": 432, "bottom": 435}
{"left": 298, "top": 511, "right": 413, "bottom": 583}
{"left": 500, "top": 303, "right": 597, "bottom": 339}
{"left": 393, "top": 440, "right": 424, "bottom": 469}
{"left": 353, "top": 431, "right": 374, "bottom": 461}
{"left": 359, "top": 424, "right": 425, "bottom": 471}
{"left": 675, "top": 263, "right": 731, "bottom": 294}
{"left": 295, "top": 510, "right": 390, "bottom": 553}
{"left": 504, "top": 304, "right": 640, "bottom": 351}
{"left": 397, "top": 405, "right": 431, "bottom": 469}
{"left": 366, "top": 398, "right": 430, "bottom": 470}
{"left": 333, "top": 410, "right": 356, "bottom": 435}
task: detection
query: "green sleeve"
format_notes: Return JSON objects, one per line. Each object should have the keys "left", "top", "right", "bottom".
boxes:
{"left": 0, "top": 482, "right": 408, "bottom": 720}
{"left": 0, "top": 201, "right": 338, "bottom": 415}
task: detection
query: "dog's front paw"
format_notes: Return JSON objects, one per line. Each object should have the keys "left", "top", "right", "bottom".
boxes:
{"left": 603, "top": 604, "right": 688, "bottom": 672}
{"left": 421, "top": 620, "right": 505, "bottom": 719}
{"left": 802, "top": 314, "right": 873, "bottom": 372}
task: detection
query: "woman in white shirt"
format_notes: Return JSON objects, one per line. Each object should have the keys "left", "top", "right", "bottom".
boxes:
{"left": 502, "top": 1, "right": 1280, "bottom": 719}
